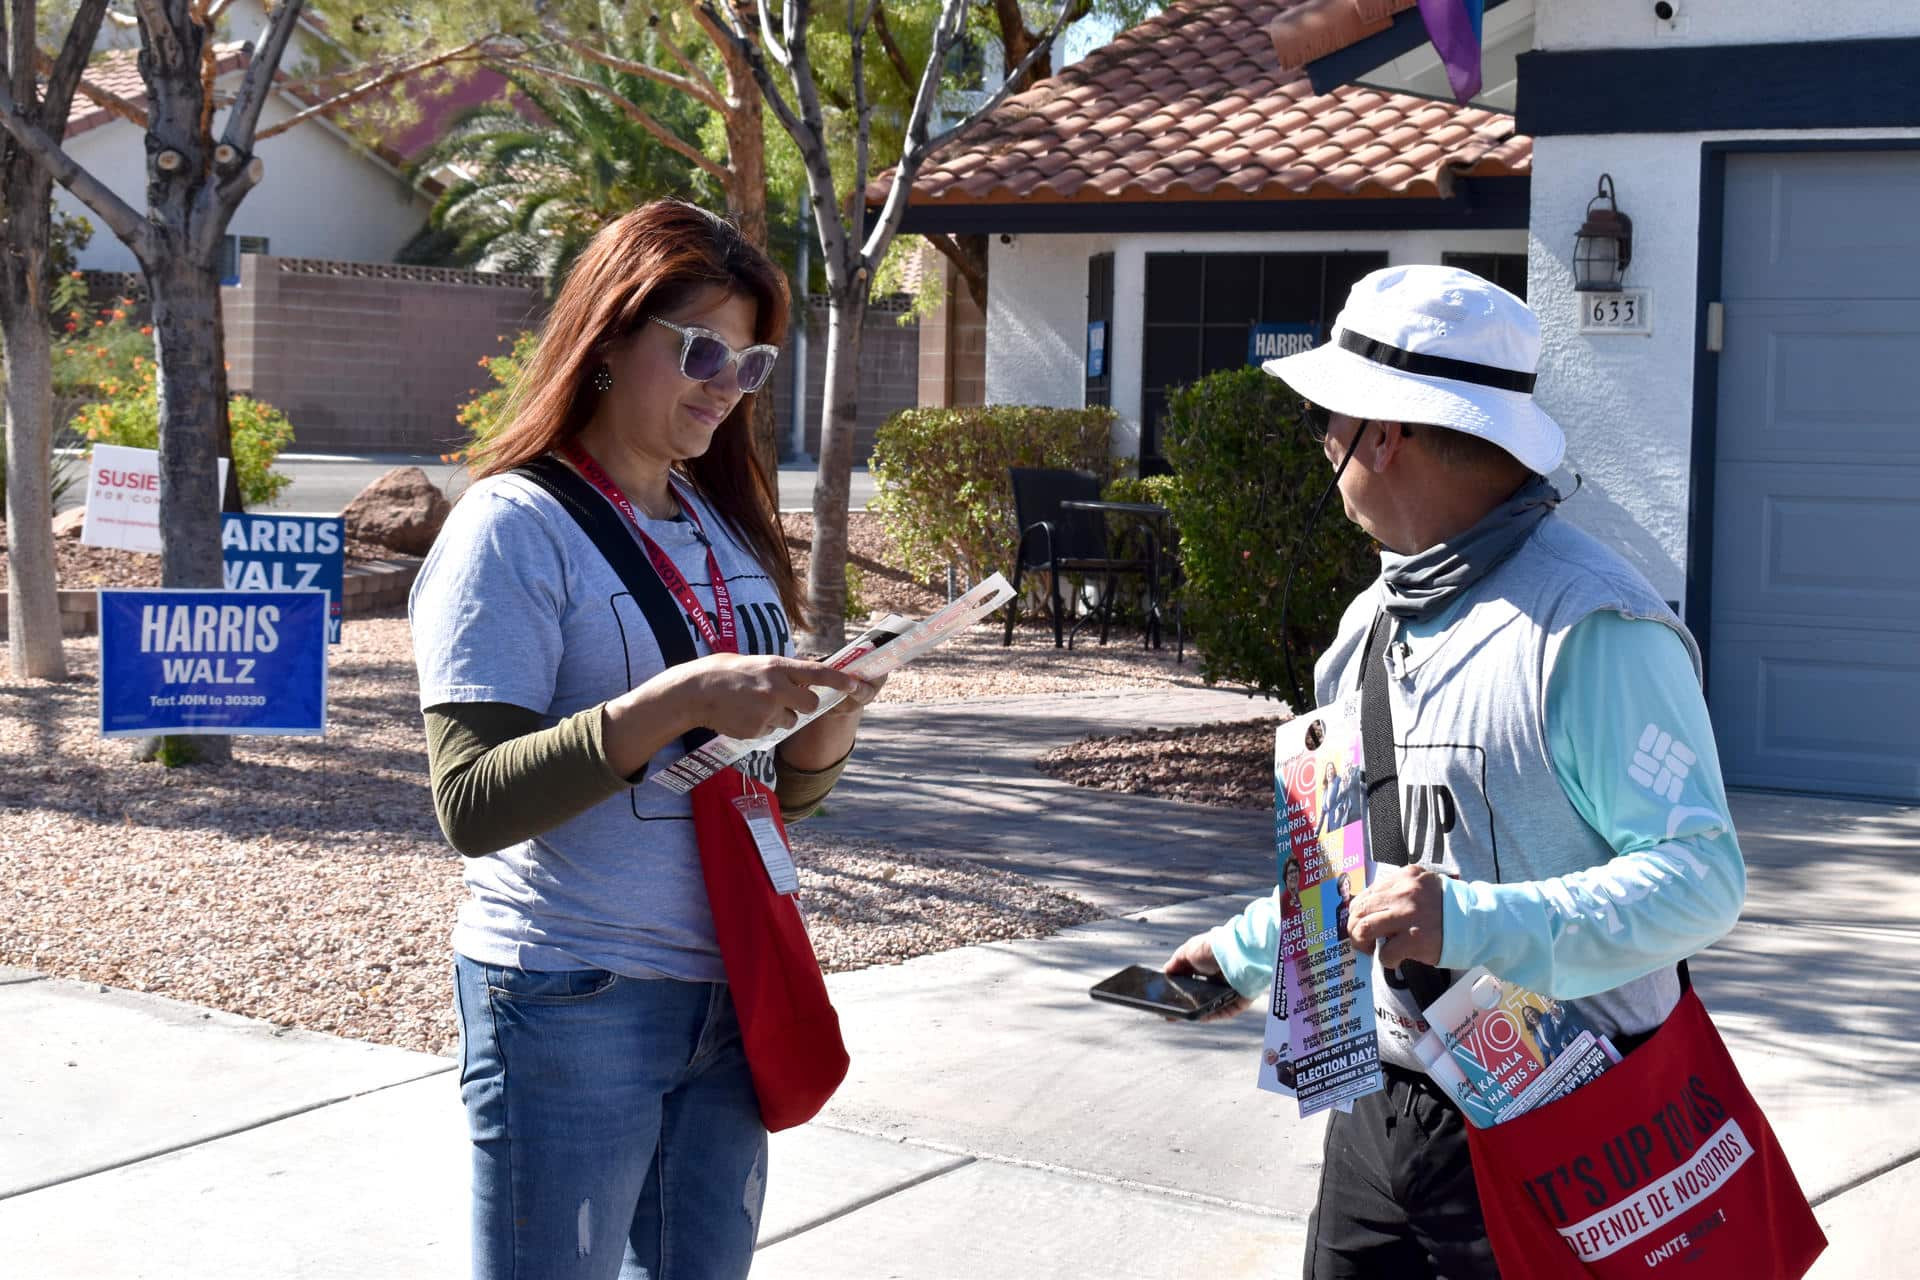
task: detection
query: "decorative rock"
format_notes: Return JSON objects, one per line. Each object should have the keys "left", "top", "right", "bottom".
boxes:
{"left": 342, "top": 467, "right": 450, "bottom": 555}
{"left": 52, "top": 509, "right": 88, "bottom": 540}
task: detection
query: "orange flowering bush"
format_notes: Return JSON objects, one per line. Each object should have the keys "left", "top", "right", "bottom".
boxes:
{"left": 448, "top": 330, "right": 538, "bottom": 464}
{"left": 72, "top": 354, "right": 296, "bottom": 507}
{"left": 51, "top": 300, "right": 151, "bottom": 422}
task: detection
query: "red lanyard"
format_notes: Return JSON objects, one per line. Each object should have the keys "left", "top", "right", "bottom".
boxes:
{"left": 561, "top": 442, "right": 737, "bottom": 654}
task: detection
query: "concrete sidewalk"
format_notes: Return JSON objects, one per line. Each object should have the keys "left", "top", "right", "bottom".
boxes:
{"left": 2, "top": 689, "right": 1916, "bottom": 1278}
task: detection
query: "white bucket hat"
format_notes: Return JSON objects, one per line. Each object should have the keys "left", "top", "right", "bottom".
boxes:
{"left": 1263, "top": 264, "right": 1565, "bottom": 475}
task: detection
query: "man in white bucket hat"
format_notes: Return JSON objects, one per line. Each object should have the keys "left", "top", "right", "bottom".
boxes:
{"left": 1164, "top": 265, "right": 1748, "bottom": 1277}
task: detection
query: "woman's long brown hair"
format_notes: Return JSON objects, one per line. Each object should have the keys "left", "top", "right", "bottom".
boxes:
{"left": 473, "top": 200, "right": 802, "bottom": 625}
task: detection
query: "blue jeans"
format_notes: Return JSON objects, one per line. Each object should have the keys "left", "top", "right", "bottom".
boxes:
{"left": 453, "top": 957, "right": 767, "bottom": 1280}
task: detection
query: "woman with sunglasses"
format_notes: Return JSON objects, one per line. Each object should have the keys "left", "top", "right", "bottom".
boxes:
{"left": 410, "top": 199, "right": 881, "bottom": 1280}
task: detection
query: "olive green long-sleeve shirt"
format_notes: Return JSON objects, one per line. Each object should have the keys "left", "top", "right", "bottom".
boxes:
{"left": 424, "top": 701, "right": 848, "bottom": 857}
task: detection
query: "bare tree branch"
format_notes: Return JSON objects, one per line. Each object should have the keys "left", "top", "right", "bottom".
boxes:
{"left": 223, "top": 0, "right": 305, "bottom": 151}
{"left": 548, "top": 30, "right": 725, "bottom": 113}
{"left": 40, "top": 0, "right": 114, "bottom": 125}
{"left": 10, "top": 0, "right": 36, "bottom": 107}
{"left": 635, "top": 0, "right": 719, "bottom": 93}
{"left": 0, "top": 74, "right": 151, "bottom": 258}
{"left": 745, "top": 0, "right": 790, "bottom": 69}
{"left": 131, "top": 0, "right": 185, "bottom": 69}
{"left": 494, "top": 54, "right": 731, "bottom": 182}
{"left": 860, "top": 0, "right": 975, "bottom": 263}
{"left": 850, "top": 0, "right": 869, "bottom": 243}
{"left": 256, "top": 37, "right": 495, "bottom": 140}
{"left": 870, "top": 3, "right": 915, "bottom": 94}
{"left": 922, "top": 230, "right": 987, "bottom": 308}
{"left": 922, "top": 0, "right": 1071, "bottom": 154}
{"left": 697, "top": 0, "right": 802, "bottom": 143}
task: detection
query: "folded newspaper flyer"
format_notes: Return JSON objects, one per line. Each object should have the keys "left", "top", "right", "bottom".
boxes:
{"left": 651, "top": 572, "right": 1018, "bottom": 794}
{"left": 1257, "top": 693, "right": 1384, "bottom": 1118}
{"left": 1411, "top": 966, "right": 1622, "bottom": 1128}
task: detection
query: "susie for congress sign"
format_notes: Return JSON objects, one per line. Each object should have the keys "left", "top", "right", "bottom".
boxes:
{"left": 81, "top": 444, "right": 229, "bottom": 554}
{"left": 222, "top": 514, "right": 346, "bottom": 643}
{"left": 98, "top": 589, "right": 328, "bottom": 737}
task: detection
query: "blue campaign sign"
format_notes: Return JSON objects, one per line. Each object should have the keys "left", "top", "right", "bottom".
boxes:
{"left": 221, "top": 514, "right": 346, "bottom": 643}
{"left": 1249, "top": 324, "right": 1318, "bottom": 365}
{"left": 99, "top": 589, "right": 328, "bottom": 738}
{"left": 1087, "top": 321, "right": 1107, "bottom": 378}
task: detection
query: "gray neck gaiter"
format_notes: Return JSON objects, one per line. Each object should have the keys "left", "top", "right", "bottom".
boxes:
{"left": 1378, "top": 474, "right": 1560, "bottom": 621}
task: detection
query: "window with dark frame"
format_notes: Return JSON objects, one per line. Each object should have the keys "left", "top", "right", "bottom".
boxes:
{"left": 1139, "top": 251, "right": 1387, "bottom": 472}
{"left": 220, "top": 234, "right": 271, "bottom": 286}
{"left": 1085, "top": 252, "right": 1114, "bottom": 409}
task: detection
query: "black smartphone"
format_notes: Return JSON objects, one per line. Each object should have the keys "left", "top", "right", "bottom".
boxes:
{"left": 1089, "top": 964, "right": 1240, "bottom": 1020}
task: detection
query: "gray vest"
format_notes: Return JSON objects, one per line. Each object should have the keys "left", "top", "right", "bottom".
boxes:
{"left": 1315, "top": 513, "right": 1700, "bottom": 1073}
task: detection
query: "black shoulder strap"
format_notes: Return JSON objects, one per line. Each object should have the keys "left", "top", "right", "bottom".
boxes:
{"left": 1359, "top": 608, "right": 1453, "bottom": 1008}
{"left": 513, "top": 455, "right": 712, "bottom": 754}
{"left": 1356, "top": 607, "right": 1694, "bottom": 1006}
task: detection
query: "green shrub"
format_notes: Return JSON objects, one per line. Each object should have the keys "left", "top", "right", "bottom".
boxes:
{"left": 71, "top": 357, "right": 295, "bottom": 507}
{"left": 1098, "top": 473, "right": 1179, "bottom": 621}
{"left": 0, "top": 448, "right": 81, "bottom": 519}
{"left": 454, "top": 330, "right": 539, "bottom": 462}
{"left": 1160, "top": 367, "right": 1377, "bottom": 703}
{"left": 844, "top": 563, "right": 868, "bottom": 621}
{"left": 869, "top": 404, "right": 1120, "bottom": 590}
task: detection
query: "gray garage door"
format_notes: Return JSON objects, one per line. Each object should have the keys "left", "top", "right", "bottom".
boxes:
{"left": 1710, "top": 150, "right": 1920, "bottom": 800}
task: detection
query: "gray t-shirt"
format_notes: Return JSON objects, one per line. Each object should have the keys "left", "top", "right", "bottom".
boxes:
{"left": 410, "top": 470, "right": 792, "bottom": 980}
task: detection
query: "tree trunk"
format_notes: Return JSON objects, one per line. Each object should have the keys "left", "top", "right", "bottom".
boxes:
{"left": 212, "top": 290, "right": 241, "bottom": 511}
{"left": 718, "top": 31, "right": 781, "bottom": 484}
{"left": 139, "top": 250, "right": 231, "bottom": 764}
{"left": 0, "top": 200, "right": 69, "bottom": 680}
{"left": 803, "top": 287, "right": 866, "bottom": 651}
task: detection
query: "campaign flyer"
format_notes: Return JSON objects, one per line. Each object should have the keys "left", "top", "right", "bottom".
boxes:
{"left": 1258, "top": 696, "right": 1383, "bottom": 1118}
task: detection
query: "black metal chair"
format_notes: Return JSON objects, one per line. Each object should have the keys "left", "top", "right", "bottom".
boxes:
{"left": 1001, "top": 467, "right": 1153, "bottom": 648}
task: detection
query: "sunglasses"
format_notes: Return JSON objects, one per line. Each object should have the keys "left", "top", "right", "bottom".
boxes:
{"left": 1300, "top": 403, "right": 1412, "bottom": 446}
{"left": 1302, "top": 401, "right": 1333, "bottom": 443}
{"left": 650, "top": 317, "right": 780, "bottom": 394}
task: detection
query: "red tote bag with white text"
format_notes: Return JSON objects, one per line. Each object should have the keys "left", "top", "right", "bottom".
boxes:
{"left": 1465, "top": 987, "right": 1824, "bottom": 1279}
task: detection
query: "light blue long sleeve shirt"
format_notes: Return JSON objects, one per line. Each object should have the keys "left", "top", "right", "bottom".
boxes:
{"left": 1208, "top": 609, "right": 1746, "bottom": 1002}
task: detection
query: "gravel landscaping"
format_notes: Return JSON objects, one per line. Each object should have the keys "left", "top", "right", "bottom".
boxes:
{"left": 0, "top": 503, "right": 1198, "bottom": 1057}
{"left": 1038, "top": 717, "right": 1285, "bottom": 810}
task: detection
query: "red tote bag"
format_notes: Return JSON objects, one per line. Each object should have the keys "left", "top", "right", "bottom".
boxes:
{"left": 1464, "top": 986, "right": 1825, "bottom": 1279}
{"left": 689, "top": 770, "right": 850, "bottom": 1133}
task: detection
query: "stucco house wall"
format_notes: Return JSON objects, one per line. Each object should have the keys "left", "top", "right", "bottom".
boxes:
{"left": 1525, "top": 0, "right": 1920, "bottom": 607}
{"left": 58, "top": 86, "right": 429, "bottom": 275}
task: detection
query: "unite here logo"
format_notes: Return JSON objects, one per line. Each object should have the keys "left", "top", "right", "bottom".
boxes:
{"left": 1629, "top": 725, "right": 1695, "bottom": 804}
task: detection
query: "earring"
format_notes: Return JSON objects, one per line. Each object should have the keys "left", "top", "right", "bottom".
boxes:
{"left": 591, "top": 365, "right": 613, "bottom": 392}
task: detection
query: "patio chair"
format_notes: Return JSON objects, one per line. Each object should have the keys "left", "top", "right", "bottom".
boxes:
{"left": 1001, "top": 467, "right": 1153, "bottom": 648}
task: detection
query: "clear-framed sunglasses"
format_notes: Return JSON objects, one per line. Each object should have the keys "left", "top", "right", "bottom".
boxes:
{"left": 649, "top": 317, "right": 780, "bottom": 393}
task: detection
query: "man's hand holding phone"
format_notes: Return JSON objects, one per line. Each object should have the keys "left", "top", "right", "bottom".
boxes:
{"left": 1159, "top": 934, "right": 1254, "bottom": 1023}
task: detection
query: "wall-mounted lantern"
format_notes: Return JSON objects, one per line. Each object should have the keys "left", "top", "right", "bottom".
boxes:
{"left": 1573, "top": 174, "right": 1634, "bottom": 293}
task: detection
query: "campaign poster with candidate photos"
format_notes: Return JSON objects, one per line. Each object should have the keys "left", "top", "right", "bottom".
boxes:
{"left": 221, "top": 513, "right": 346, "bottom": 643}
{"left": 98, "top": 589, "right": 328, "bottom": 738}
{"left": 1265, "top": 697, "right": 1383, "bottom": 1118}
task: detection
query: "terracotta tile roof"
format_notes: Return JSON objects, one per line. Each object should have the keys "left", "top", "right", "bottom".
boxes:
{"left": 1265, "top": 0, "right": 1416, "bottom": 71}
{"left": 886, "top": 0, "right": 1524, "bottom": 209}
{"left": 65, "top": 46, "right": 251, "bottom": 140}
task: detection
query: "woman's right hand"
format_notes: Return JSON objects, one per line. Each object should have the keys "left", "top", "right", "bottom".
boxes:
{"left": 666, "top": 653, "right": 867, "bottom": 741}
{"left": 601, "top": 655, "right": 868, "bottom": 777}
